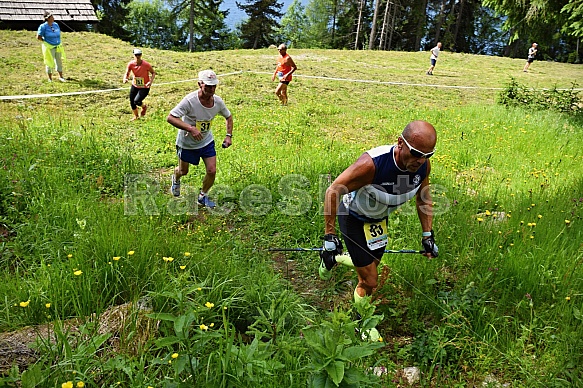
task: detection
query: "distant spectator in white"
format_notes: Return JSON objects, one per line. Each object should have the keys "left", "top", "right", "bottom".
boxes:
{"left": 426, "top": 42, "right": 442, "bottom": 76}
{"left": 523, "top": 43, "right": 538, "bottom": 72}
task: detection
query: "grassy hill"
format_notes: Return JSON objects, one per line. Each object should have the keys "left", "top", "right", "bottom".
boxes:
{"left": 1, "top": 30, "right": 582, "bottom": 387}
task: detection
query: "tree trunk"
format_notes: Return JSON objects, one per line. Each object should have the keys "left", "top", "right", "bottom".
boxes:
{"left": 388, "top": 0, "right": 398, "bottom": 50}
{"left": 452, "top": 0, "right": 464, "bottom": 52}
{"left": 355, "top": 0, "right": 367, "bottom": 49}
{"left": 379, "top": 0, "right": 391, "bottom": 50}
{"left": 332, "top": 0, "right": 337, "bottom": 46}
{"left": 369, "top": 0, "right": 382, "bottom": 49}
{"left": 434, "top": 0, "right": 447, "bottom": 44}
{"left": 189, "top": 0, "right": 194, "bottom": 52}
{"left": 414, "top": 0, "right": 427, "bottom": 51}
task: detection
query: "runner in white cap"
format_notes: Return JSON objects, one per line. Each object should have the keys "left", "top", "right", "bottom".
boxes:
{"left": 167, "top": 70, "right": 234, "bottom": 209}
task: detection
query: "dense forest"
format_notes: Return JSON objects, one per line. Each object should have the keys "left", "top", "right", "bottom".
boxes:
{"left": 90, "top": 0, "right": 583, "bottom": 61}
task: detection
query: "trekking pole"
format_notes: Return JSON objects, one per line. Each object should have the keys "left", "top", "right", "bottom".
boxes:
{"left": 268, "top": 247, "right": 424, "bottom": 254}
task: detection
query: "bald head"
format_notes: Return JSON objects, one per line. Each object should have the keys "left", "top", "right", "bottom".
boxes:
{"left": 401, "top": 120, "right": 437, "bottom": 151}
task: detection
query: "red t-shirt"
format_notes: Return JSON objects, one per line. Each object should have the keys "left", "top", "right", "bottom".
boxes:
{"left": 276, "top": 54, "right": 293, "bottom": 82}
{"left": 127, "top": 60, "right": 153, "bottom": 88}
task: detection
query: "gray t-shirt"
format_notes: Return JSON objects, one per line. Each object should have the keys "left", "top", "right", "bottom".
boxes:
{"left": 170, "top": 92, "right": 231, "bottom": 150}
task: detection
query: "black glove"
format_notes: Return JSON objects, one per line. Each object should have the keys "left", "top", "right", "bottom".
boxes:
{"left": 323, "top": 233, "right": 343, "bottom": 255}
{"left": 422, "top": 230, "right": 439, "bottom": 258}
{"left": 320, "top": 234, "right": 343, "bottom": 272}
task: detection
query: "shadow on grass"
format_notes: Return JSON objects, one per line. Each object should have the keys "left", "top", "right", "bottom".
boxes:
{"left": 566, "top": 112, "right": 583, "bottom": 128}
{"left": 74, "top": 78, "right": 125, "bottom": 91}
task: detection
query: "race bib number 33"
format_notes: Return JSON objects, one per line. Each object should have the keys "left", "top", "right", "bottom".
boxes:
{"left": 364, "top": 219, "right": 389, "bottom": 250}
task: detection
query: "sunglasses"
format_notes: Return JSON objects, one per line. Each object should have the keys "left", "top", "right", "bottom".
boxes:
{"left": 401, "top": 135, "right": 435, "bottom": 159}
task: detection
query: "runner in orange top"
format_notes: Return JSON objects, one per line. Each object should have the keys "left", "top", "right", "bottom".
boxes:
{"left": 123, "top": 48, "right": 156, "bottom": 121}
{"left": 271, "top": 44, "right": 297, "bottom": 106}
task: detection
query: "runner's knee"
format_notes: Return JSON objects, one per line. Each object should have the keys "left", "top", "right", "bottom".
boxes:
{"left": 176, "top": 166, "right": 189, "bottom": 176}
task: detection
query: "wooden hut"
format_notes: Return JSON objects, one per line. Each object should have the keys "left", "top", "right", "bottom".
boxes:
{"left": 0, "top": 0, "right": 98, "bottom": 30}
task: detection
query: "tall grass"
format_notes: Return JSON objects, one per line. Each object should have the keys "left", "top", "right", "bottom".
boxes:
{"left": 1, "top": 30, "right": 582, "bottom": 386}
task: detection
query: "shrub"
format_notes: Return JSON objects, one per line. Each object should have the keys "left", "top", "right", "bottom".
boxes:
{"left": 499, "top": 78, "right": 582, "bottom": 115}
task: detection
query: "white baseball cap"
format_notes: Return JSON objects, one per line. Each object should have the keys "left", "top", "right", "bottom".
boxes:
{"left": 198, "top": 70, "right": 219, "bottom": 86}
{"left": 133, "top": 48, "right": 142, "bottom": 55}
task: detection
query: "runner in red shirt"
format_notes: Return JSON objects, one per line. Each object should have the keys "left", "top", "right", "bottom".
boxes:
{"left": 271, "top": 44, "right": 296, "bottom": 106}
{"left": 123, "top": 48, "right": 156, "bottom": 121}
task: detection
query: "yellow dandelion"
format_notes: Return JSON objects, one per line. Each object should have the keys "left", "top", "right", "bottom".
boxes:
{"left": 74, "top": 270, "right": 83, "bottom": 276}
{"left": 530, "top": 235, "right": 534, "bottom": 239}
{"left": 205, "top": 302, "right": 215, "bottom": 308}
{"left": 171, "top": 353, "right": 179, "bottom": 359}
{"left": 224, "top": 306, "right": 228, "bottom": 310}
{"left": 184, "top": 252, "right": 191, "bottom": 257}
{"left": 128, "top": 250, "right": 135, "bottom": 256}
{"left": 477, "top": 217, "right": 484, "bottom": 222}
{"left": 197, "top": 287, "right": 202, "bottom": 291}
{"left": 62, "top": 382, "right": 73, "bottom": 388}
{"left": 565, "top": 220, "right": 571, "bottom": 225}
{"left": 113, "top": 256, "right": 121, "bottom": 261}
{"left": 531, "top": 203, "right": 535, "bottom": 207}
{"left": 378, "top": 337, "right": 383, "bottom": 342}
{"left": 565, "top": 296, "right": 571, "bottom": 301}
{"left": 77, "top": 382, "right": 85, "bottom": 388}
{"left": 538, "top": 214, "right": 542, "bottom": 219}
{"left": 19, "top": 300, "right": 30, "bottom": 308}
{"left": 200, "top": 324, "right": 208, "bottom": 331}
{"left": 163, "top": 257, "right": 174, "bottom": 262}
{"left": 499, "top": 246, "right": 503, "bottom": 249}
{"left": 67, "top": 254, "right": 73, "bottom": 258}
{"left": 485, "top": 210, "right": 491, "bottom": 216}
{"left": 180, "top": 265, "right": 186, "bottom": 270}
{"left": 520, "top": 221, "right": 524, "bottom": 225}
{"left": 510, "top": 243, "right": 514, "bottom": 246}
{"left": 45, "top": 303, "right": 51, "bottom": 308}
{"left": 210, "top": 323, "right": 215, "bottom": 327}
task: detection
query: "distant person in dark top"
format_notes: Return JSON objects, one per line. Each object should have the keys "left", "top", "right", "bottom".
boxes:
{"left": 523, "top": 43, "right": 538, "bottom": 72}
{"left": 426, "top": 42, "right": 442, "bottom": 76}
{"left": 272, "top": 44, "right": 297, "bottom": 106}
{"left": 37, "top": 11, "right": 66, "bottom": 82}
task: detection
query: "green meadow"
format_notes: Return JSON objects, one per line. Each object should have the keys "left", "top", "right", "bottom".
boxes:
{"left": 1, "top": 30, "right": 582, "bottom": 387}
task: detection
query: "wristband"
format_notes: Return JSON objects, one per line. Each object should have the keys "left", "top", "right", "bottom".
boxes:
{"left": 226, "top": 133, "right": 232, "bottom": 137}
{"left": 422, "top": 231, "right": 432, "bottom": 237}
